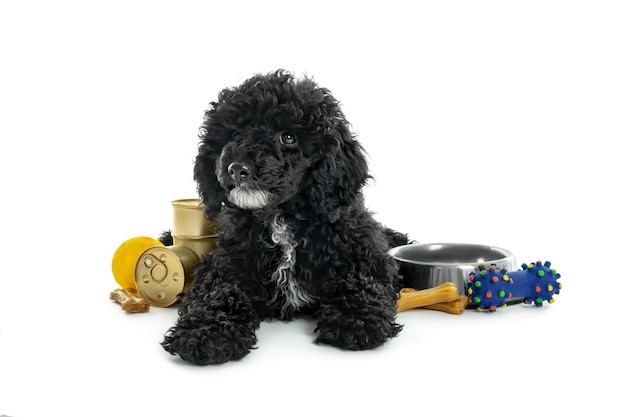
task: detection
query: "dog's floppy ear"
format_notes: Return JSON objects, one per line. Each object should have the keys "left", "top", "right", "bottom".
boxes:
{"left": 194, "top": 101, "right": 232, "bottom": 220}
{"left": 194, "top": 146, "right": 223, "bottom": 221}
{"left": 329, "top": 121, "right": 370, "bottom": 200}
{"left": 305, "top": 115, "right": 371, "bottom": 220}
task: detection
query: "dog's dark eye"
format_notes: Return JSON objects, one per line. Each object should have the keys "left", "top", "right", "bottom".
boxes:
{"left": 279, "top": 131, "right": 297, "bottom": 147}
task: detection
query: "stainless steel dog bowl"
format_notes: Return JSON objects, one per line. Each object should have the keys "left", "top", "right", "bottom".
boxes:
{"left": 389, "top": 243, "right": 517, "bottom": 296}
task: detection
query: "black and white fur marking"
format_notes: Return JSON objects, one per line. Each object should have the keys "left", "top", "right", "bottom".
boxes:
{"left": 268, "top": 215, "right": 315, "bottom": 317}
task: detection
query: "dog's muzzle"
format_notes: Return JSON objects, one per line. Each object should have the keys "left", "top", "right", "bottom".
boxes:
{"left": 227, "top": 187, "right": 271, "bottom": 210}
{"left": 225, "top": 161, "right": 272, "bottom": 209}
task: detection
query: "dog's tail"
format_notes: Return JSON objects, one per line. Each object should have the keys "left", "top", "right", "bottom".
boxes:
{"left": 158, "top": 230, "right": 174, "bottom": 246}
{"left": 382, "top": 227, "right": 414, "bottom": 293}
{"left": 382, "top": 227, "right": 412, "bottom": 249}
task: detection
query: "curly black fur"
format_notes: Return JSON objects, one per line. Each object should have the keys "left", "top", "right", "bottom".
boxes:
{"left": 162, "top": 70, "right": 410, "bottom": 365}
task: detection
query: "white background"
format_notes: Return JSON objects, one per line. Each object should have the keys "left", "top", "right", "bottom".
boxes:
{"left": 1, "top": 0, "right": 624, "bottom": 416}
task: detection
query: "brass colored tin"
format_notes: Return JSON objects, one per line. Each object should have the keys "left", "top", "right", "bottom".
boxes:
{"left": 172, "top": 234, "right": 217, "bottom": 259}
{"left": 134, "top": 245, "right": 199, "bottom": 307}
{"left": 171, "top": 199, "right": 217, "bottom": 236}
{"left": 112, "top": 236, "right": 164, "bottom": 290}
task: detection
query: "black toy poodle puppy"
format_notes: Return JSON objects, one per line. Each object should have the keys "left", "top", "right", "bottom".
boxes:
{"left": 162, "top": 70, "right": 409, "bottom": 365}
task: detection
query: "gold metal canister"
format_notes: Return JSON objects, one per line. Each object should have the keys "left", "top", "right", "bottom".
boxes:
{"left": 134, "top": 245, "right": 199, "bottom": 307}
{"left": 171, "top": 198, "right": 218, "bottom": 259}
{"left": 172, "top": 234, "right": 216, "bottom": 260}
{"left": 171, "top": 199, "right": 217, "bottom": 236}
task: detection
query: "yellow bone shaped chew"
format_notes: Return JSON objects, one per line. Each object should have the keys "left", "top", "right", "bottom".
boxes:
{"left": 110, "top": 288, "right": 150, "bottom": 313}
{"left": 396, "top": 282, "right": 461, "bottom": 313}
{"left": 419, "top": 295, "right": 469, "bottom": 315}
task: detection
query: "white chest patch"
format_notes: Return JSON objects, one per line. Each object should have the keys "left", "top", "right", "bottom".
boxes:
{"left": 268, "top": 215, "right": 315, "bottom": 317}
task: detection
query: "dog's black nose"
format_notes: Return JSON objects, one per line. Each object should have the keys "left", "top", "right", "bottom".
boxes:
{"left": 228, "top": 162, "right": 252, "bottom": 185}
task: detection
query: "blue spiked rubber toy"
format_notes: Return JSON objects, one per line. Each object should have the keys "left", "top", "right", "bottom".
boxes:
{"left": 465, "top": 261, "right": 562, "bottom": 312}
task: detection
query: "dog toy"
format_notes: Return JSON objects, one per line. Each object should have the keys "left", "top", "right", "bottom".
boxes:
{"left": 397, "top": 283, "right": 469, "bottom": 315}
{"left": 111, "top": 236, "right": 164, "bottom": 290}
{"left": 110, "top": 288, "right": 151, "bottom": 313}
{"left": 465, "top": 261, "right": 562, "bottom": 312}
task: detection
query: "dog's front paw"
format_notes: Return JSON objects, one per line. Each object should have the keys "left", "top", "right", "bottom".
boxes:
{"left": 314, "top": 313, "right": 402, "bottom": 351}
{"left": 162, "top": 320, "right": 257, "bottom": 365}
